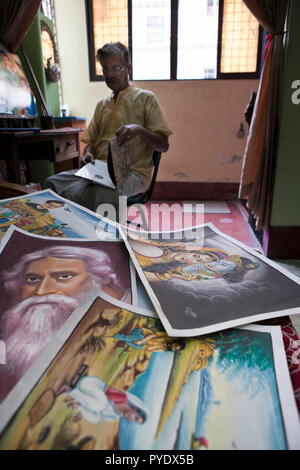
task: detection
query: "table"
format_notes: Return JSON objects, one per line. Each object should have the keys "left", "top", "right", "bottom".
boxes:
{"left": 54, "top": 116, "right": 86, "bottom": 158}
{"left": 0, "top": 127, "right": 82, "bottom": 184}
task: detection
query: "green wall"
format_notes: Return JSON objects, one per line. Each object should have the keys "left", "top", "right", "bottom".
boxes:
{"left": 18, "top": 10, "right": 60, "bottom": 117}
{"left": 39, "top": 11, "right": 60, "bottom": 117}
{"left": 18, "top": 14, "right": 46, "bottom": 118}
{"left": 271, "top": 0, "right": 300, "bottom": 226}
{"left": 17, "top": 10, "right": 62, "bottom": 185}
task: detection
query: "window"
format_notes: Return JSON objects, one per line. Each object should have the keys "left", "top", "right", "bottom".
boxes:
{"left": 132, "top": 0, "right": 171, "bottom": 80}
{"left": 86, "top": 0, "right": 262, "bottom": 81}
{"left": 86, "top": 0, "right": 129, "bottom": 76}
{"left": 219, "top": 0, "right": 261, "bottom": 76}
{"left": 147, "top": 16, "right": 165, "bottom": 43}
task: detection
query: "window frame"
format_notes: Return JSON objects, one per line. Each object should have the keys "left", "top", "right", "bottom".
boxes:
{"left": 85, "top": 0, "right": 263, "bottom": 82}
{"left": 216, "top": 0, "right": 263, "bottom": 80}
{"left": 85, "top": 0, "right": 102, "bottom": 82}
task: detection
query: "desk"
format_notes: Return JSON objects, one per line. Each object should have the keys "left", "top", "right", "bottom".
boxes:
{"left": 0, "top": 127, "right": 82, "bottom": 184}
{"left": 54, "top": 116, "right": 86, "bottom": 158}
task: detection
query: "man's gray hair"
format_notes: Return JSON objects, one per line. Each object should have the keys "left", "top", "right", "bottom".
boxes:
{"left": 96, "top": 42, "right": 131, "bottom": 66}
{"left": 3, "top": 245, "right": 124, "bottom": 294}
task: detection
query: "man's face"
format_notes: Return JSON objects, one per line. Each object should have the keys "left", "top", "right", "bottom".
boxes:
{"left": 19, "top": 257, "right": 94, "bottom": 301}
{"left": 100, "top": 53, "right": 130, "bottom": 95}
{"left": 41, "top": 202, "right": 63, "bottom": 209}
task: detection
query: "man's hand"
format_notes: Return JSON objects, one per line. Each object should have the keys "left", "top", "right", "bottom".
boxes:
{"left": 116, "top": 124, "right": 169, "bottom": 152}
{"left": 116, "top": 124, "right": 141, "bottom": 146}
{"left": 80, "top": 147, "right": 96, "bottom": 167}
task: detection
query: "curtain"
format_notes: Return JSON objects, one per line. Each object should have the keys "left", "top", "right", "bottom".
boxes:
{"left": 0, "top": 0, "right": 41, "bottom": 53}
{"left": 239, "top": 0, "right": 289, "bottom": 230}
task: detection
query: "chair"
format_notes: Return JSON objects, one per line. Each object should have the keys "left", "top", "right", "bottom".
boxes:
{"left": 126, "top": 150, "right": 161, "bottom": 206}
{"left": 107, "top": 148, "right": 162, "bottom": 229}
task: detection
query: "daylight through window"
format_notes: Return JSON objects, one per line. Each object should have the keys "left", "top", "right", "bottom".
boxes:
{"left": 86, "top": 0, "right": 262, "bottom": 81}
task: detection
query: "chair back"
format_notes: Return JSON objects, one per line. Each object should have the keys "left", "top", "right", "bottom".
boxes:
{"left": 127, "top": 150, "right": 161, "bottom": 205}
{"left": 107, "top": 146, "right": 161, "bottom": 206}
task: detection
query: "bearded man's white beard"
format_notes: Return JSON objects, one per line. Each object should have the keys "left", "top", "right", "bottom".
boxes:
{"left": 2, "top": 292, "right": 88, "bottom": 381}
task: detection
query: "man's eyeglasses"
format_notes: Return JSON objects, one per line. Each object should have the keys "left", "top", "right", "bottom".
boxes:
{"left": 101, "top": 66, "right": 126, "bottom": 75}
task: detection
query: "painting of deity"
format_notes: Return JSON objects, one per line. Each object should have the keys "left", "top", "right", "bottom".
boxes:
{"left": 120, "top": 224, "right": 300, "bottom": 336}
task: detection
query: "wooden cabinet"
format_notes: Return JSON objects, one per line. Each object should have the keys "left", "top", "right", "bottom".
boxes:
{"left": 0, "top": 127, "right": 83, "bottom": 184}
{"left": 54, "top": 133, "right": 78, "bottom": 162}
{"left": 54, "top": 116, "right": 87, "bottom": 159}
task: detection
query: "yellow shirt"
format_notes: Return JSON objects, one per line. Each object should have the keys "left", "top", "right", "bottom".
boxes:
{"left": 81, "top": 85, "right": 173, "bottom": 192}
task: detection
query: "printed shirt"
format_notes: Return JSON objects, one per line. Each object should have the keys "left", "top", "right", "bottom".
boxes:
{"left": 81, "top": 85, "right": 173, "bottom": 192}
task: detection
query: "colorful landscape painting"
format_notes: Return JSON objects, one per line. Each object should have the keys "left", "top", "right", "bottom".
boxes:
{"left": 0, "top": 50, "right": 34, "bottom": 116}
{"left": 0, "top": 189, "right": 119, "bottom": 240}
{"left": 1, "top": 290, "right": 298, "bottom": 450}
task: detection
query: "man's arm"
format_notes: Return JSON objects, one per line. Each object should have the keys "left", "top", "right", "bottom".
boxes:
{"left": 81, "top": 145, "right": 96, "bottom": 166}
{"left": 116, "top": 124, "right": 169, "bottom": 152}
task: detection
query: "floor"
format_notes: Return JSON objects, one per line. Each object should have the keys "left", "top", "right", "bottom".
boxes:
{"left": 128, "top": 199, "right": 261, "bottom": 248}
{"left": 128, "top": 199, "right": 300, "bottom": 338}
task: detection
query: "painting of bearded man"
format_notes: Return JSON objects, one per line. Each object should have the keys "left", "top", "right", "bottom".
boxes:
{"left": 0, "top": 228, "right": 132, "bottom": 402}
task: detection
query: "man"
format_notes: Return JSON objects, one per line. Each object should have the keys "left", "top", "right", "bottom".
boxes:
{"left": 0, "top": 245, "right": 130, "bottom": 401}
{"left": 45, "top": 42, "right": 173, "bottom": 213}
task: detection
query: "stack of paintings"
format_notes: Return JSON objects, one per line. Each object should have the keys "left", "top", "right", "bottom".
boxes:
{"left": 0, "top": 192, "right": 299, "bottom": 450}
{"left": 0, "top": 290, "right": 299, "bottom": 450}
